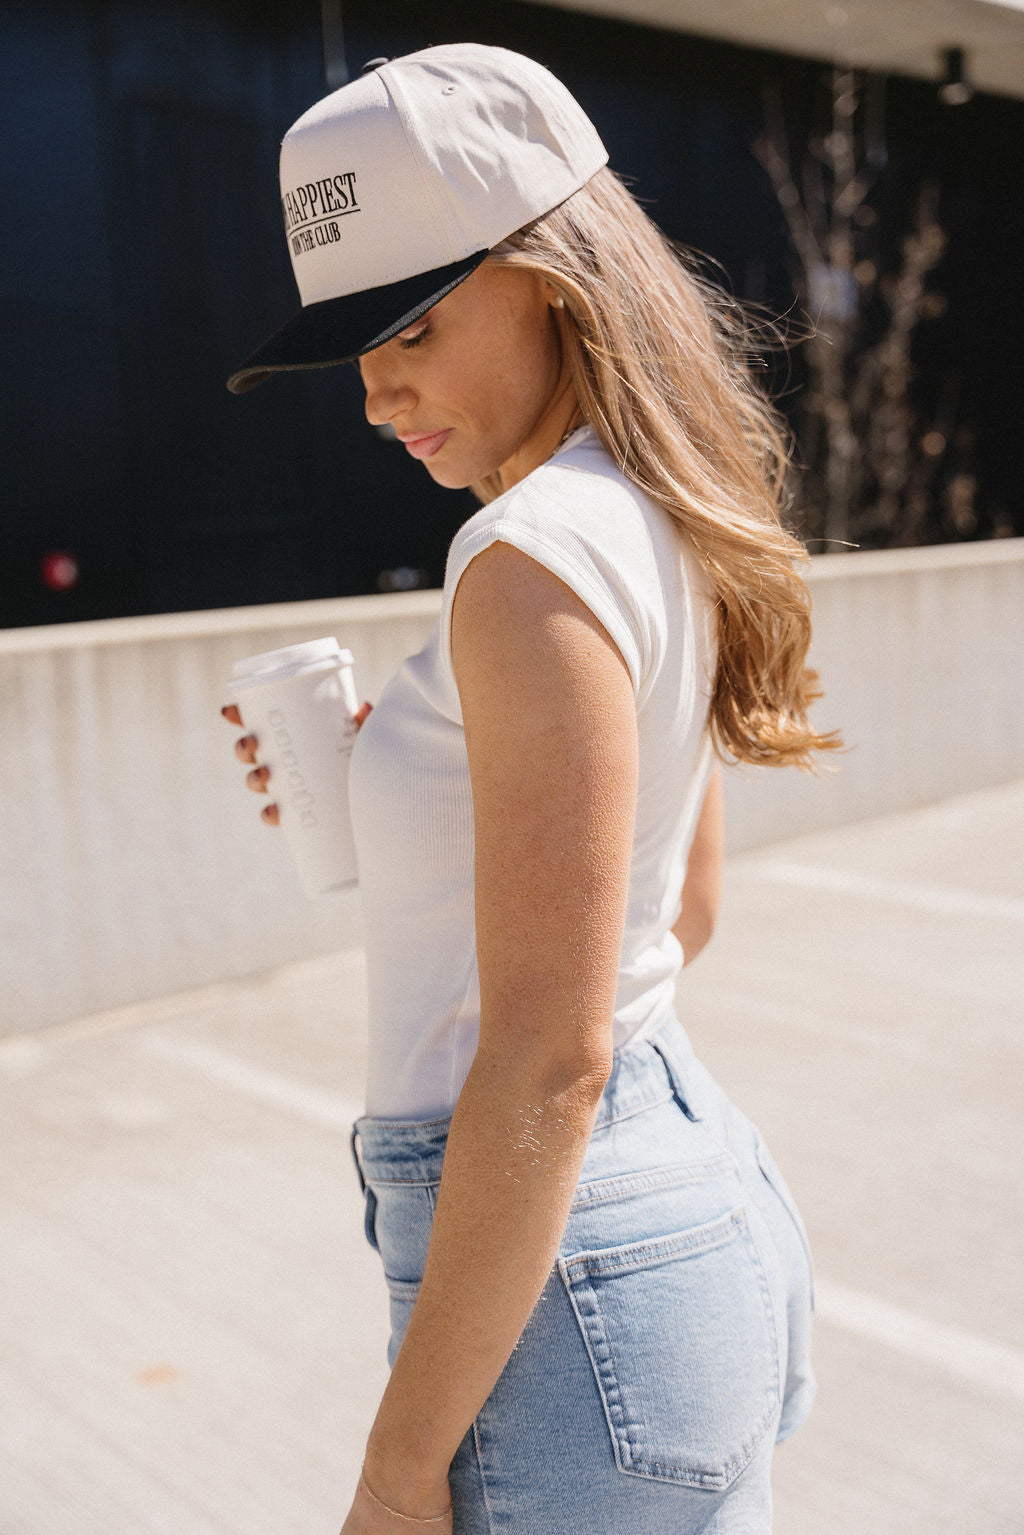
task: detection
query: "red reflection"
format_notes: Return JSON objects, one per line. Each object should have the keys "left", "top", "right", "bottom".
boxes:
{"left": 40, "top": 551, "right": 80, "bottom": 591}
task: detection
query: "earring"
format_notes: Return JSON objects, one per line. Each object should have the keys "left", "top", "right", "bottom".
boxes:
{"left": 553, "top": 296, "right": 565, "bottom": 309}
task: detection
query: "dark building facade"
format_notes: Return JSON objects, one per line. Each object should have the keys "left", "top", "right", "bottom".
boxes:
{"left": 3, "top": 0, "right": 1022, "bottom": 627}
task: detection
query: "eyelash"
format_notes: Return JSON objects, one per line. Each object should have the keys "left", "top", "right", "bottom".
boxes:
{"left": 398, "top": 321, "right": 432, "bottom": 350}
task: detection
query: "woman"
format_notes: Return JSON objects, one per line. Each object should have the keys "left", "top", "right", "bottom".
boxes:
{"left": 224, "top": 44, "right": 838, "bottom": 1533}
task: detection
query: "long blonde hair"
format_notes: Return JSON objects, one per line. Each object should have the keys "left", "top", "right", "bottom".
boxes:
{"left": 480, "top": 168, "right": 841, "bottom": 770}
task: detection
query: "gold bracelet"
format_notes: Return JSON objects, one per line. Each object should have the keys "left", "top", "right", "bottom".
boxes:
{"left": 359, "top": 1470, "right": 451, "bottom": 1525}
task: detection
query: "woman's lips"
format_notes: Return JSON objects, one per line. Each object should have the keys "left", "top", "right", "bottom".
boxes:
{"left": 399, "top": 429, "right": 452, "bottom": 461}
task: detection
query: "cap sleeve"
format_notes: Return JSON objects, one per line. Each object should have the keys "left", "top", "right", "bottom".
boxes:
{"left": 440, "top": 486, "right": 651, "bottom": 704}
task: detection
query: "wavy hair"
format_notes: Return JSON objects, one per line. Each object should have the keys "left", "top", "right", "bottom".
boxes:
{"left": 479, "top": 168, "right": 841, "bottom": 770}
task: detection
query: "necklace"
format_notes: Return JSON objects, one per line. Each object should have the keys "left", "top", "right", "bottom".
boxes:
{"left": 554, "top": 416, "right": 585, "bottom": 454}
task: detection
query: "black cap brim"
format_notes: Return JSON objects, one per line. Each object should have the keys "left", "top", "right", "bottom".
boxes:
{"left": 226, "top": 251, "right": 488, "bottom": 394}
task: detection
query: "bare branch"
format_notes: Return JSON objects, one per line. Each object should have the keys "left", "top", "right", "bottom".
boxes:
{"left": 751, "top": 132, "right": 821, "bottom": 278}
{"left": 757, "top": 70, "right": 964, "bottom": 550}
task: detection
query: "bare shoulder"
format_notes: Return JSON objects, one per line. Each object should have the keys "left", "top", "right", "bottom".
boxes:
{"left": 451, "top": 539, "right": 632, "bottom": 711}
{"left": 450, "top": 543, "right": 637, "bottom": 1069}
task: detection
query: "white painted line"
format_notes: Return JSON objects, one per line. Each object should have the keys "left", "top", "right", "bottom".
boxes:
{"left": 142, "top": 1032, "right": 364, "bottom": 1129}
{"left": 0, "top": 949, "right": 368, "bottom": 1060}
{"left": 141, "top": 1034, "right": 1024, "bottom": 1408}
{"left": 815, "top": 1277, "right": 1024, "bottom": 1404}
{"left": 747, "top": 861, "right": 1024, "bottom": 922}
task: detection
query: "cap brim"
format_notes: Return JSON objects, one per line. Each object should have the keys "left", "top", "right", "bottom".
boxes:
{"left": 226, "top": 251, "right": 488, "bottom": 394}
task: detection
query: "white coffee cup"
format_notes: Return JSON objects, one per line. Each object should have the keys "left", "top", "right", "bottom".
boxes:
{"left": 229, "top": 638, "right": 361, "bottom": 897}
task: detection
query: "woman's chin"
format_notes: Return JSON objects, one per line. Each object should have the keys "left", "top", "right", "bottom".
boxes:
{"left": 420, "top": 459, "right": 476, "bottom": 491}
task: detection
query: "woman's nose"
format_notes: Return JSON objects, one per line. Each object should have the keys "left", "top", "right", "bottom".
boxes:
{"left": 360, "top": 355, "right": 416, "bottom": 427}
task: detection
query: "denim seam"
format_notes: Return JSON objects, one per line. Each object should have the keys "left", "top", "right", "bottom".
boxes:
{"left": 359, "top": 1174, "right": 442, "bottom": 1188}
{"left": 357, "top": 1112, "right": 454, "bottom": 1131}
{"left": 561, "top": 1208, "right": 744, "bottom": 1280}
{"left": 590, "top": 1084, "right": 676, "bottom": 1132}
{"left": 571, "top": 1154, "right": 735, "bottom": 1210}
{"left": 755, "top": 1136, "right": 817, "bottom": 1311}
{"left": 557, "top": 1208, "right": 781, "bottom": 1490}
{"left": 559, "top": 1274, "right": 628, "bottom": 1480}
{"left": 471, "top": 1417, "right": 498, "bottom": 1534}
{"left": 383, "top": 1275, "right": 420, "bottom": 1294}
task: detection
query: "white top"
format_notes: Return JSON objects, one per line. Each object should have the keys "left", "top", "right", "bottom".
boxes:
{"left": 348, "top": 427, "right": 717, "bottom": 1119}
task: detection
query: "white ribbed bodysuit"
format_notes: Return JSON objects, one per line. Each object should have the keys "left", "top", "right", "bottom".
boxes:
{"left": 348, "top": 426, "right": 717, "bottom": 1118}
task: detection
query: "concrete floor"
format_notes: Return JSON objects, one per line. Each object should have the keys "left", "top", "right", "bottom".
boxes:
{"left": 2, "top": 780, "right": 1022, "bottom": 1534}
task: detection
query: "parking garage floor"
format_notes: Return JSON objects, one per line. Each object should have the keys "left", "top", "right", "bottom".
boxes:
{"left": 2, "top": 780, "right": 1022, "bottom": 1534}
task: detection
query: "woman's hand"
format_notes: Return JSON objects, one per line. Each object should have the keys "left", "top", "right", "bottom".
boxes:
{"left": 338, "top": 1471, "right": 452, "bottom": 1534}
{"left": 221, "top": 700, "right": 373, "bottom": 827}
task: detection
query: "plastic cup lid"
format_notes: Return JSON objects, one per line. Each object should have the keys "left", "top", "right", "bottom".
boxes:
{"left": 231, "top": 637, "right": 354, "bottom": 681}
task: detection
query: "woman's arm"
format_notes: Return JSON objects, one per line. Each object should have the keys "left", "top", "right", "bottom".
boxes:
{"left": 360, "top": 541, "right": 638, "bottom": 1517}
{"left": 671, "top": 764, "right": 723, "bottom": 966}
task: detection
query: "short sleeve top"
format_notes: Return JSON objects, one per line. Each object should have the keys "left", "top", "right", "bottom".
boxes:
{"left": 348, "top": 426, "right": 717, "bottom": 1118}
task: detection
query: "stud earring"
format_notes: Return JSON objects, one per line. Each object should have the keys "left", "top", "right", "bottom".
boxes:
{"left": 554, "top": 296, "right": 565, "bottom": 309}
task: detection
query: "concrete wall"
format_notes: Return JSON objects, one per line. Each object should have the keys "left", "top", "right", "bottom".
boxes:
{"left": 722, "top": 538, "right": 1024, "bottom": 850}
{"left": 3, "top": 539, "right": 1022, "bottom": 1036}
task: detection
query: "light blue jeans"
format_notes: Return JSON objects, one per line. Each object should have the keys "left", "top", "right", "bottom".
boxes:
{"left": 352, "top": 1012, "right": 815, "bottom": 1533}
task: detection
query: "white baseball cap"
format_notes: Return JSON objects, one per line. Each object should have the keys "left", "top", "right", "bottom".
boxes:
{"left": 226, "top": 43, "right": 608, "bottom": 394}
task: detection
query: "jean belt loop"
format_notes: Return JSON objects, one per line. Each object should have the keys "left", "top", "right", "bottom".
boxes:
{"left": 350, "top": 1126, "right": 380, "bottom": 1250}
{"left": 350, "top": 1124, "right": 367, "bottom": 1194}
{"left": 650, "top": 1029, "right": 702, "bottom": 1122}
{"left": 362, "top": 1184, "right": 380, "bottom": 1251}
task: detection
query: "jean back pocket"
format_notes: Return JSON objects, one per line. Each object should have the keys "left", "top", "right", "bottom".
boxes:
{"left": 558, "top": 1207, "right": 780, "bottom": 1490}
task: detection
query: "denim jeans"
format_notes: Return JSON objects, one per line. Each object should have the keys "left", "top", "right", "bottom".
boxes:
{"left": 352, "top": 1012, "right": 815, "bottom": 1533}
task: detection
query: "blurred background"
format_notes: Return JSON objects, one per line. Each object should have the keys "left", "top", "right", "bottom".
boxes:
{"left": 3, "top": 0, "right": 1023, "bottom": 629}
{"left": 2, "top": 5, "right": 1023, "bottom": 1534}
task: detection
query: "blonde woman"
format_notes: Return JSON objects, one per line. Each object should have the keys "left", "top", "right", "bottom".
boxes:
{"left": 225, "top": 44, "right": 838, "bottom": 1534}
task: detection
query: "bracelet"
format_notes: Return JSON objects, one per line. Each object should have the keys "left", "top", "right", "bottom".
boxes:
{"left": 359, "top": 1469, "right": 451, "bottom": 1525}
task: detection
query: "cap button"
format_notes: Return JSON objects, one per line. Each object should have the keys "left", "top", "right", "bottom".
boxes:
{"left": 360, "top": 57, "right": 391, "bottom": 75}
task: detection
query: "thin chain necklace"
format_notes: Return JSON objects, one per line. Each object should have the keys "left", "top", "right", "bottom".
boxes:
{"left": 554, "top": 416, "right": 585, "bottom": 454}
